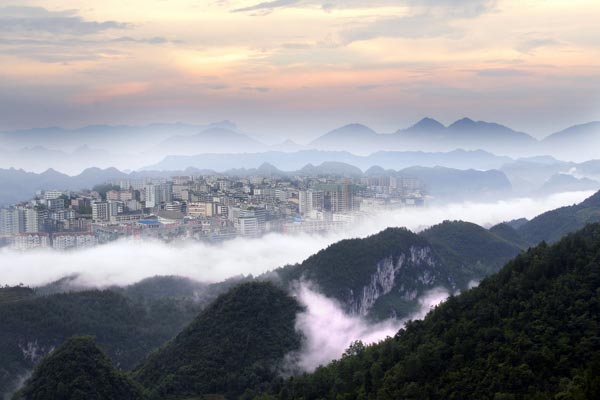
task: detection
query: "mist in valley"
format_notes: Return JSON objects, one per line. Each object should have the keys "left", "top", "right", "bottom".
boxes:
{"left": 290, "top": 284, "right": 451, "bottom": 372}
{"left": 0, "top": 190, "right": 592, "bottom": 288}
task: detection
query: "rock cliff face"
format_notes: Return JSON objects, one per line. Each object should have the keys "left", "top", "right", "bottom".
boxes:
{"left": 19, "top": 341, "right": 53, "bottom": 364}
{"left": 346, "top": 246, "right": 450, "bottom": 317}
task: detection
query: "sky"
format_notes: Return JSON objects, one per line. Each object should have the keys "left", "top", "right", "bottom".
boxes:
{"left": 1, "top": 0, "right": 599, "bottom": 140}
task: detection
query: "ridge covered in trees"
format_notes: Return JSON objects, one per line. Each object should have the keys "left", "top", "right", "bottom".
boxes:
{"left": 12, "top": 336, "right": 145, "bottom": 400}
{"left": 134, "top": 281, "right": 303, "bottom": 399}
{"left": 262, "top": 223, "right": 600, "bottom": 399}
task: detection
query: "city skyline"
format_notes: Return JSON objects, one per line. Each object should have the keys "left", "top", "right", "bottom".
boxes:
{"left": 1, "top": 0, "right": 599, "bottom": 140}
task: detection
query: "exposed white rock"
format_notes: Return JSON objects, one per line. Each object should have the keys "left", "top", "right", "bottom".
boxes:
{"left": 349, "top": 246, "right": 440, "bottom": 316}
{"left": 18, "top": 341, "right": 52, "bottom": 363}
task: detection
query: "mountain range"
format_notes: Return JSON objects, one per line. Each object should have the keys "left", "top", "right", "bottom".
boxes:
{"left": 267, "top": 222, "right": 600, "bottom": 399}
{"left": 2, "top": 157, "right": 599, "bottom": 206}
{"left": 3, "top": 190, "right": 600, "bottom": 398}
{"left": 0, "top": 162, "right": 517, "bottom": 206}
{"left": 308, "top": 117, "right": 600, "bottom": 160}
{"left": 2, "top": 118, "right": 599, "bottom": 168}
{"left": 0, "top": 121, "right": 239, "bottom": 153}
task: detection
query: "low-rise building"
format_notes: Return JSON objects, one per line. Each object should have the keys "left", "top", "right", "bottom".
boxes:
{"left": 52, "top": 232, "right": 97, "bottom": 250}
{"left": 10, "top": 232, "right": 50, "bottom": 250}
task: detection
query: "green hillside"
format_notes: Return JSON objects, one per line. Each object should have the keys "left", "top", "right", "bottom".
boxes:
{"left": 0, "top": 286, "right": 35, "bottom": 304}
{"left": 266, "top": 223, "right": 600, "bottom": 399}
{"left": 421, "top": 220, "right": 524, "bottom": 285}
{"left": 489, "top": 222, "right": 532, "bottom": 249}
{"left": 134, "top": 282, "right": 302, "bottom": 399}
{"left": 12, "top": 336, "right": 145, "bottom": 400}
{"left": 273, "top": 224, "right": 524, "bottom": 320}
{"left": 0, "top": 290, "right": 201, "bottom": 397}
{"left": 518, "top": 190, "right": 600, "bottom": 244}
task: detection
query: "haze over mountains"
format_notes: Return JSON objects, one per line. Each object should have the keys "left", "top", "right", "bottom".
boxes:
{"left": 1, "top": 117, "right": 599, "bottom": 175}
{"left": 2, "top": 158, "right": 599, "bottom": 206}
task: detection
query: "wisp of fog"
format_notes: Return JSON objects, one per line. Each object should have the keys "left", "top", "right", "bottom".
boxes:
{"left": 0, "top": 190, "right": 593, "bottom": 287}
{"left": 289, "top": 283, "right": 451, "bottom": 372}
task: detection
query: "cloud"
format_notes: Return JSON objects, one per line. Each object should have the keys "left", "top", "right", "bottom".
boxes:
{"left": 341, "top": 14, "right": 460, "bottom": 43}
{"left": 0, "top": 7, "right": 152, "bottom": 62}
{"left": 243, "top": 86, "right": 271, "bottom": 92}
{"left": 516, "top": 37, "right": 559, "bottom": 54}
{"left": 475, "top": 68, "right": 531, "bottom": 77}
{"left": 336, "top": 0, "right": 497, "bottom": 44}
{"left": 232, "top": 0, "right": 496, "bottom": 43}
{"left": 0, "top": 190, "right": 593, "bottom": 288}
{"left": 233, "top": 0, "right": 300, "bottom": 13}
{"left": 112, "top": 36, "right": 177, "bottom": 45}
{"left": 288, "top": 283, "right": 449, "bottom": 372}
{"left": 233, "top": 0, "right": 496, "bottom": 15}
{"left": 0, "top": 6, "right": 128, "bottom": 35}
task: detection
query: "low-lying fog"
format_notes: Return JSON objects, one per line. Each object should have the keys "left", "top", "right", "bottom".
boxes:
{"left": 0, "top": 190, "right": 594, "bottom": 375}
{"left": 0, "top": 190, "right": 592, "bottom": 288}
{"left": 290, "top": 284, "right": 451, "bottom": 372}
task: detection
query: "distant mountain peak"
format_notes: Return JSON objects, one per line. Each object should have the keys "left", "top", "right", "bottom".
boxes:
{"left": 208, "top": 120, "right": 238, "bottom": 131}
{"left": 449, "top": 117, "right": 477, "bottom": 129}
{"left": 256, "top": 162, "right": 282, "bottom": 173}
{"left": 309, "top": 123, "right": 378, "bottom": 148}
{"left": 330, "top": 123, "right": 377, "bottom": 134}
{"left": 411, "top": 117, "right": 445, "bottom": 130}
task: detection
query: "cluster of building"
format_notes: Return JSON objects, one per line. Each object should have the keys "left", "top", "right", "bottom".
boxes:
{"left": 0, "top": 173, "right": 425, "bottom": 251}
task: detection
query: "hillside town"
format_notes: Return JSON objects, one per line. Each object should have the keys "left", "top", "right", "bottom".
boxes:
{"left": 0, "top": 173, "right": 425, "bottom": 251}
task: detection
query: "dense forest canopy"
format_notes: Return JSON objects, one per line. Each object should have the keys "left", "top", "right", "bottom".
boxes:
{"left": 263, "top": 223, "right": 600, "bottom": 399}
{"left": 12, "top": 336, "right": 145, "bottom": 400}
{"left": 134, "top": 282, "right": 303, "bottom": 399}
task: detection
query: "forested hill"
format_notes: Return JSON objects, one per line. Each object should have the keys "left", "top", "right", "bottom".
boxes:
{"left": 12, "top": 336, "right": 145, "bottom": 400}
{"left": 420, "top": 220, "right": 524, "bottom": 282}
{"left": 517, "top": 189, "right": 600, "bottom": 244}
{"left": 265, "top": 223, "right": 600, "bottom": 399}
{"left": 272, "top": 224, "right": 523, "bottom": 320}
{"left": 0, "top": 287, "right": 201, "bottom": 397}
{"left": 133, "top": 281, "right": 302, "bottom": 399}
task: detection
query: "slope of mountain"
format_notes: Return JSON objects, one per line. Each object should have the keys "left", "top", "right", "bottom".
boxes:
{"left": 134, "top": 281, "right": 302, "bottom": 399}
{"left": 272, "top": 224, "right": 523, "bottom": 320}
{"left": 537, "top": 173, "right": 599, "bottom": 195}
{"left": 267, "top": 223, "right": 600, "bottom": 399}
{"left": 517, "top": 189, "right": 600, "bottom": 244}
{"left": 0, "top": 121, "right": 238, "bottom": 152}
{"left": 309, "top": 124, "right": 379, "bottom": 153}
{"left": 153, "top": 127, "right": 266, "bottom": 155}
{"left": 447, "top": 117, "right": 535, "bottom": 143}
{"left": 0, "top": 161, "right": 514, "bottom": 205}
{"left": 420, "top": 220, "right": 524, "bottom": 281}
{"left": 400, "top": 166, "right": 512, "bottom": 201}
{"left": 575, "top": 159, "right": 600, "bottom": 180}
{"left": 393, "top": 117, "right": 537, "bottom": 155}
{"left": 307, "top": 118, "right": 539, "bottom": 155}
{"left": 143, "top": 148, "right": 513, "bottom": 172}
{"left": 270, "top": 139, "right": 306, "bottom": 152}
{"left": 0, "top": 286, "right": 35, "bottom": 304}
{"left": 299, "top": 161, "right": 364, "bottom": 177}
{"left": 0, "top": 289, "right": 201, "bottom": 397}
{"left": 0, "top": 167, "right": 129, "bottom": 205}
{"left": 500, "top": 158, "right": 572, "bottom": 195}
{"left": 274, "top": 228, "right": 449, "bottom": 319}
{"left": 12, "top": 336, "right": 145, "bottom": 400}
{"left": 400, "top": 117, "right": 446, "bottom": 139}
{"left": 542, "top": 121, "right": 600, "bottom": 161}
{"left": 543, "top": 121, "right": 600, "bottom": 143}
{"left": 489, "top": 222, "right": 532, "bottom": 249}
